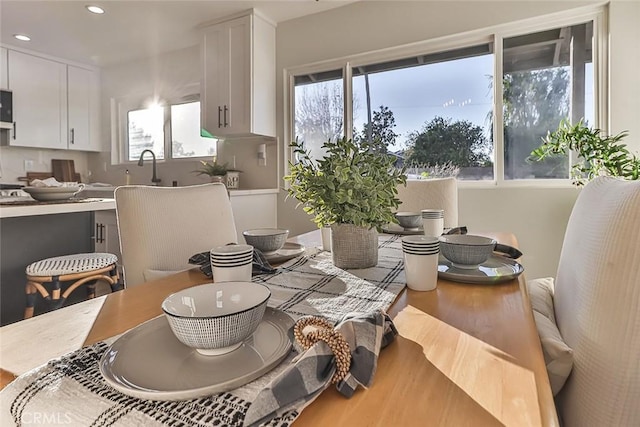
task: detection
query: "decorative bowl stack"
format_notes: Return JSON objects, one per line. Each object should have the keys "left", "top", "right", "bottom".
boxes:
{"left": 161, "top": 281, "right": 271, "bottom": 356}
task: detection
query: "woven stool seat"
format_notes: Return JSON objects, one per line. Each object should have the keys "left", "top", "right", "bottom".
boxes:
{"left": 26, "top": 253, "right": 118, "bottom": 276}
{"left": 24, "top": 252, "right": 123, "bottom": 319}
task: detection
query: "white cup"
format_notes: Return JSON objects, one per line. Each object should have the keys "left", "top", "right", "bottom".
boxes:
{"left": 402, "top": 236, "right": 439, "bottom": 291}
{"left": 212, "top": 262, "right": 252, "bottom": 283}
{"left": 321, "top": 226, "right": 332, "bottom": 252}
{"left": 421, "top": 209, "right": 444, "bottom": 238}
{"left": 210, "top": 245, "right": 253, "bottom": 283}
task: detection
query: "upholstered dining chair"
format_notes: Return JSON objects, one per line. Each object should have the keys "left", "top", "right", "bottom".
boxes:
{"left": 527, "top": 176, "right": 640, "bottom": 426}
{"left": 114, "top": 183, "right": 238, "bottom": 288}
{"left": 395, "top": 177, "right": 458, "bottom": 228}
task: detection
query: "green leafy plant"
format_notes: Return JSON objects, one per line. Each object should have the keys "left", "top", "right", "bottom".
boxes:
{"left": 193, "top": 156, "right": 228, "bottom": 177}
{"left": 529, "top": 119, "right": 638, "bottom": 186}
{"left": 284, "top": 137, "right": 407, "bottom": 229}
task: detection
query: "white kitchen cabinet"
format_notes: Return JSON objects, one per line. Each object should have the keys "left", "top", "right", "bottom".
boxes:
{"left": 0, "top": 47, "right": 7, "bottom": 88}
{"left": 6, "top": 50, "right": 67, "bottom": 148}
{"left": 68, "top": 65, "right": 102, "bottom": 151}
{"left": 201, "top": 12, "right": 275, "bottom": 138}
{"left": 94, "top": 210, "right": 122, "bottom": 264}
{"left": 2, "top": 49, "right": 102, "bottom": 151}
{"left": 229, "top": 190, "right": 277, "bottom": 242}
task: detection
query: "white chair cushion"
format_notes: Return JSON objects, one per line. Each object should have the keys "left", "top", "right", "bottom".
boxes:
{"left": 396, "top": 178, "right": 459, "bottom": 228}
{"left": 115, "top": 183, "right": 237, "bottom": 288}
{"left": 26, "top": 253, "right": 118, "bottom": 276}
{"left": 527, "top": 277, "right": 573, "bottom": 396}
{"left": 554, "top": 177, "right": 640, "bottom": 426}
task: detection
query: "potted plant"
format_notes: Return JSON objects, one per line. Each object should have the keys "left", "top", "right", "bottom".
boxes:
{"left": 194, "top": 156, "right": 228, "bottom": 184}
{"left": 285, "top": 137, "right": 407, "bottom": 268}
{"left": 529, "top": 119, "right": 639, "bottom": 186}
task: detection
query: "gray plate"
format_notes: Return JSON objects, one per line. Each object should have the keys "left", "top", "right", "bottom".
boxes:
{"left": 99, "top": 307, "right": 294, "bottom": 400}
{"left": 438, "top": 254, "right": 524, "bottom": 284}
{"left": 264, "top": 242, "right": 305, "bottom": 264}
{"left": 381, "top": 223, "right": 424, "bottom": 235}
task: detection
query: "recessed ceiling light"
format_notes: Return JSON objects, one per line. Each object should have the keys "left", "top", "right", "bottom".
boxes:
{"left": 86, "top": 5, "right": 105, "bottom": 14}
{"left": 14, "top": 34, "right": 31, "bottom": 42}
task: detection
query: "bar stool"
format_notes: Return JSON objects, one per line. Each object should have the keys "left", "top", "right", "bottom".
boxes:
{"left": 24, "top": 253, "right": 123, "bottom": 319}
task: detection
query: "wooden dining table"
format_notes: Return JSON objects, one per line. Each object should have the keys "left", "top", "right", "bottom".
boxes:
{"left": 0, "top": 230, "right": 557, "bottom": 426}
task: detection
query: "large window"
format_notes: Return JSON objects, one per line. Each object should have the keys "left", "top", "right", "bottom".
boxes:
{"left": 351, "top": 44, "right": 494, "bottom": 180}
{"left": 294, "top": 69, "right": 344, "bottom": 161}
{"left": 503, "top": 23, "right": 593, "bottom": 180}
{"left": 289, "top": 15, "right": 601, "bottom": 184}
{"left": 126, "top": 100, "right": 216, "bottom": 162}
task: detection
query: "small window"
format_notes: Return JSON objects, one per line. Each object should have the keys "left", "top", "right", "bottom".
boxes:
{"left": 127, "top": 105, "right": 165, "bottom": 161}
{"left": 171, "top": 102, "right": 217, "bottom": 158}
{"left": 125, "top": 100, "right": 216, "bottom": 162}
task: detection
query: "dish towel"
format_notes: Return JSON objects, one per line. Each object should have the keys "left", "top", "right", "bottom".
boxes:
{"left": 188, "top": 247, "right": 277, "bottom": 278}
{"left": 243, "top": 309, "right": 398, "bottom": 427}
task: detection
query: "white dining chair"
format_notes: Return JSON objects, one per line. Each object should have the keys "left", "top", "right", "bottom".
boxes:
{"left": 527, "top": 176, "right": 640, "bottom": 426}
{"left": 395, "top": 177, "right": 458, "bottom": 228}
{"left": 114, "top": 183, "right": 238, "bottom": 288}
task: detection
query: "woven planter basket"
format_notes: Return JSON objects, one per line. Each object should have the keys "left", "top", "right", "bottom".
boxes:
{"left": 330, "top": 223, "right": 378, "bottom": 269}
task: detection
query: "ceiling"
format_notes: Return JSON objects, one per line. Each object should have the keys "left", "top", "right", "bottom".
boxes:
{"left": 0, "top": 1, "right": 354, "bottom": 68}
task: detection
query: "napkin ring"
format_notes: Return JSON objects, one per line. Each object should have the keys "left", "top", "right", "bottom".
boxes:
{"left": 293, "top": 317, "right": 351, "bottom": 384}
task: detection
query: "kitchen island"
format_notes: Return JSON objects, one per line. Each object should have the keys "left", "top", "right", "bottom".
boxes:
{"left": 0, "top": 198, "right": 116, "bottom": 326}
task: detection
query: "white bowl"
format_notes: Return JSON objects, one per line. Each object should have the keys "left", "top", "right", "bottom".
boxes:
{"left": 22, "top": 186, "right": 84, "bottom": 201}
{"left": 243, "top": 228, "right": 289, "bottom": 254}
{"left": 438, "top": 234, "right": 496, "bottom": 268}
{"left": 162, "top": 282, "right": 271, "bottom": 355}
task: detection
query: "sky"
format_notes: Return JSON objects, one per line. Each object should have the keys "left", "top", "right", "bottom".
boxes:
{"left": 352, "top": 54, "right": 494, "bottom": 152}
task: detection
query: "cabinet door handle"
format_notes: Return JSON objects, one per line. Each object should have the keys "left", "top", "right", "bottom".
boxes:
{"left": 70, "top": 128, "right": 75, "bottom": 144}
{"left": 218, "top": 106, "right": 222, "bottom": 128}
{"left": 224, "top": 105, "right": 229, "bottom": 127}
{"left": 96, "top": 223, "right": 105, "bottom": 244}
{"left": 12, "top": 122, "right": 16, "bottom": 140}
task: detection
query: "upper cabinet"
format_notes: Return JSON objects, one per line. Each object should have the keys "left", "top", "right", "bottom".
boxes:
{"left": 3, "top": 48, "right": 103, "bottom": 151}
{"left": 68, "top": 65, "right": 102, "bottom": 152}
{"left": 201, "top": 11, "right": 276, "bottom": 138}
{"left": 6, "top": 50, "right": 67, "bottom": 149}
{"left": 1, "top": 47, "right": 7, "bottom": 88}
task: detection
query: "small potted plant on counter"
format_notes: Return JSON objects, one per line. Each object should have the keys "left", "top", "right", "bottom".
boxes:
{"left": 194, "top": 156, "right": 228, "bottom": 184}
{"left": 285, "top": 137, "right": 406, "bottom": 269}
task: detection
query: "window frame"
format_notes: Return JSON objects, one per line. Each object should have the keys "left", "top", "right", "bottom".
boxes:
{"left": 113, "top": 83, "right": 217, "bottom": 165}
{"left": 283, "top": 4, "right": 607, "bottom": 188}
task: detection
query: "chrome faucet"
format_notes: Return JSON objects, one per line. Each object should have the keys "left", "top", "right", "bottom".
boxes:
{"left": 137, "top": 149, "right": 162, "bottom": 185}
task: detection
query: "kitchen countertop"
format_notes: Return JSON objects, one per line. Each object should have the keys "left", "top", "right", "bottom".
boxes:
{"left": 0, "top": 198, "right": 116, "bottom": 219}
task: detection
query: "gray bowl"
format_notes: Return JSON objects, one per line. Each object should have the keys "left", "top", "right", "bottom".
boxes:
{"left": 394, "top": 212, "right": 422, "bottom": 229}
{"left": 243, "top": 228, "right": 289, "bottom": 254}
{"left": 438, "top": 234, "right": 496, "bottom": 268}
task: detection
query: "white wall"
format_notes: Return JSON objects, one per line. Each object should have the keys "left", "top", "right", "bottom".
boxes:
{"left": 275, "top": 0, "right": 639, "bottom": 280}
{"left": 0, "top": 145, "right": 89, "bottom": 183}
{"left": 88, "top": 46, "right": 278, "bottom": 189}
